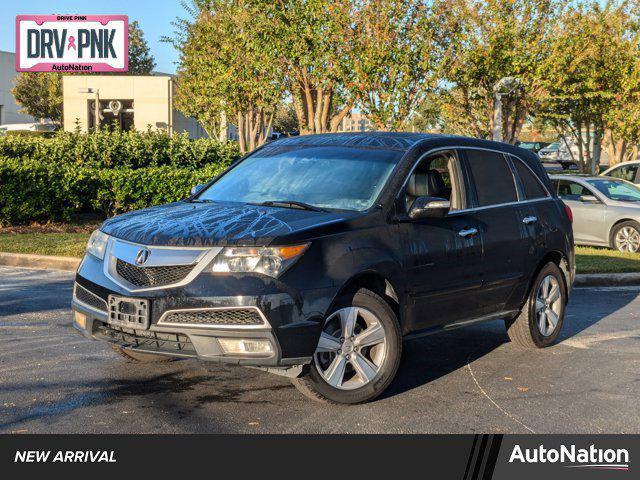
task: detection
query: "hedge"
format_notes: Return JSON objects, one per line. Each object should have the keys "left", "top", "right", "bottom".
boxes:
{"left": 0, "top": 130, "right": 240, "bottom": 224}
{"left": 0, "top": 157, "right": 230, "bottom": 224}
{"left": 0, "top": 129, "right": 240, "bottom": 169}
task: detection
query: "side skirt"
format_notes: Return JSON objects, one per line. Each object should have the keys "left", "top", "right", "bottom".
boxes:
{"left": 403, "top": 310, "right": 519, "bottom": 342}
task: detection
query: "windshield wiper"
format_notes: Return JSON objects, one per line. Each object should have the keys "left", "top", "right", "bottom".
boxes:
{"left": 252, "top": 200, "right": 327, "bottom": 212}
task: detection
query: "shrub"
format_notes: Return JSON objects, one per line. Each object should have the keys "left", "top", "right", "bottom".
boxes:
{"left": 0, "top": 157, "right": 230, "bottom": 225}
{"left": 0, "top": 129, "right": 240, "bottom": 169}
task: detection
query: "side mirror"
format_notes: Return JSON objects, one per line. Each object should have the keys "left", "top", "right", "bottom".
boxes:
{"left": 190, "top": 184, "right": 206, "bottom": 196}
{"left": 409, "top": 196, "right": 451, "bottom": 220}
{"left": 579, "top": 194, "right": 599, "bottom": 203}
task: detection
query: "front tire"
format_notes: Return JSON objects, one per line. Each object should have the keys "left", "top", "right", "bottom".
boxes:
{"left": 111, "top": 344, "right": 175, "bottom": 363}
{"left": 291, "top": 288, "right": 402, "bottom": 404}
{"left": 611, "top": 221, "right": 640, "bottom": 253}
{"left": 505, "top": 262, "right": 566, "bottom": 349}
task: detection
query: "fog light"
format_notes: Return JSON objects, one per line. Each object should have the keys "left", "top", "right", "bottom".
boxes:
{"left": 217, "top": 338, "right": 273, "bottom": 356}
{"left": 74, "top": 311, "right": 87, "bottom": 329}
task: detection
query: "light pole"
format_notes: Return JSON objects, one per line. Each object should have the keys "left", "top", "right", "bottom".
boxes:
{"left": 492, "top": 77, "right": 520, "bottom": 142}
{"left": 78, "top": 88, "right": 100, "bottom": 131}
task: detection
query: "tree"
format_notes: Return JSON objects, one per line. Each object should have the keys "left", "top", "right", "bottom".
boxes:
{"left": 170, "top": 1, "right": 283, "bottom": 153}
{"left": 128, "top": 20, "right": 156, "bottom": 74}
{"left": 272, "top": 101, "right": 299, "bottom": 133}
{"left": 341, "top": 0, "right": 454, "bottom": 130}
{"left": 430, "top": 0, "right": 557, "bottom": 142}
{"left": 11, "top": 72, "right": 63, "bottom": 123}
{"left": 536, "top": 1, "right": 640, "bottom": 172}
{"left": 12, "top": 20, "right": 156, "bottom": 123}
{"left": 253, "top": 0, "right": 355, "bottom": 134}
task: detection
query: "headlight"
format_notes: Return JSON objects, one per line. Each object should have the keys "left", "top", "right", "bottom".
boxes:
{"left": 86, "top": 230, "right": 109, "bottom": 260}
{"left": 212, "top": 244, "right": 309, "bottom": 278}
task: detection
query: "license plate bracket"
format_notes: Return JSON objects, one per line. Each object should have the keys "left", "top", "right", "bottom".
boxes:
{"left": 107, "top": 295, "right": 149, "bottom": 329}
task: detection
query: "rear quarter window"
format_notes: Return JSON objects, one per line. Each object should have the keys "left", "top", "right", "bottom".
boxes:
{"left": 512, "top": 157, "right": 548, "bottom": 199}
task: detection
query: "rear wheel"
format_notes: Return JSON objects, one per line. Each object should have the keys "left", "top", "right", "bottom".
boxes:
{"left": 291, "top": 288, "right": 401, "bottom": 404}
{"left": 111, "top": 344, "right": 175, "bottom": 363}
{"left": 611, "top": 221, "right": 640, "bottom": 253}
{"left": 505, "top": 262, "right": 566, "bottom": 349}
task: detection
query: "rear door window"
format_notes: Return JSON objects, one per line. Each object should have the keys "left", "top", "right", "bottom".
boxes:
{"left": 511, "top": 157, "right": 548, "bottom": 199}
{"left": 464, "top": 150, "right": 518, "bottom": 207}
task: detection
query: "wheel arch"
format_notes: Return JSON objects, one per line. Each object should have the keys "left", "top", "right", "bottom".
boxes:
{"left": 331, "top": 270, "right": 402, "bottom": 326}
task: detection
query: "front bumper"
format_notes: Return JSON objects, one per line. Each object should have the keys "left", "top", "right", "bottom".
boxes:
{"left": 72, "top": 252, "right": 335, "bottom": 368}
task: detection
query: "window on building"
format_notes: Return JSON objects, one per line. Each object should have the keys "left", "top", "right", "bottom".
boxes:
{"left": 88, "top": 99, "right": 134, "bottom": 131}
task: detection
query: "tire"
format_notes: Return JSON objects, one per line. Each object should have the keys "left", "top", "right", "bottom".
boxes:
{"left": 291, "top": 288, "right": 402, "bottom": 404}
{"left": 610, "top": 221, "right": 640, "bottom": 253}
{"left": 110, "top": 344, "right": 175, "bottom": 363}
{"left": 505, "top": 262, "right": 566, "bottom": 349}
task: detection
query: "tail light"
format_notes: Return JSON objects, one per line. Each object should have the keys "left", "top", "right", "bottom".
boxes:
{"left": 564, "top": 203, "right": 573, "bottom": 223}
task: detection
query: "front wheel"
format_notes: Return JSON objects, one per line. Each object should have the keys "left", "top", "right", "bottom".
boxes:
{"left": 505, "top": 262, "right": 567, "bottom": 349}
{"left": 291, "top": 288, "right": 402, "bottom": 404}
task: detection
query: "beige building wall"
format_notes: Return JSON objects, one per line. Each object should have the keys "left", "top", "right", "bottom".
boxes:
{"left": 62, "top": 75, "right": 207, "bottom": 138}
{"left": 0, "top": 51, "right": 35, "bottom": 125}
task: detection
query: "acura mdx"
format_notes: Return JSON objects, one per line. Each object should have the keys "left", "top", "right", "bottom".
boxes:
{"left": 72, "top": 133, "right": 574, "bottom": 404}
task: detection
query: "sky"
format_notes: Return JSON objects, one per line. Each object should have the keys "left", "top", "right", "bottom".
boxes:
{"left": 0, "top": 0, "right": 188, "bottom": 74}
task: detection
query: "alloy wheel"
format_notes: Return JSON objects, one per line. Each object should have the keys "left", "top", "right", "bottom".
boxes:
{"left": 615, "top": 226, "right": 640, "bottom": 252}
{"left": 535, "top": 275, "right": 562, "bottom": 337}
{"left": 314, "top": 306, "right": 387, "bottom": 390}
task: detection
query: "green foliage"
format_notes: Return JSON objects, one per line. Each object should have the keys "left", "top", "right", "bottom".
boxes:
{"left": 0, "top": 130, "right": 239, "bottom": 224}
{"left": 11, "top": 72, "right": 64, "bottom": 123}
{"left": 0, "top": 129, "right": 239, "bottom": 169}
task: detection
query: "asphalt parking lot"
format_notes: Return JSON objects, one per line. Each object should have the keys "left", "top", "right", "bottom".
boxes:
{"left": 0, "top": 265, "right": 639, "bottom": 434}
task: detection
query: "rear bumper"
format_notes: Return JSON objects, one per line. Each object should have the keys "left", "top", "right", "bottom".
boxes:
{"left": 71, "top": 253, "right": 335, "bottom": 367}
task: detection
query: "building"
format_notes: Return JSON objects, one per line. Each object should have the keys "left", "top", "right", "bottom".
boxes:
{"left": 63, "top": 75, "right": 209, "bottom": 138}
{"left": 0, "top": 50, "right": 35, "bottom": 125}
{"left": 339, "top": 112, "right": 374, "bottom": 133}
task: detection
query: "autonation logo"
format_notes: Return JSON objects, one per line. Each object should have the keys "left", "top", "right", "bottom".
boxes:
{"left": 509, "top": 444, "right": 630, "bottom": 471}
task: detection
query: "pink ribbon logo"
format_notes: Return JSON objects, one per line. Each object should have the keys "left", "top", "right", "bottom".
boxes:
{"left": 67, "top": 35, "right": 76, "bottom": 50}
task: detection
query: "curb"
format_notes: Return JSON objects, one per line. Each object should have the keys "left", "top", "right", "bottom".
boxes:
{"left": 1, "top": 252, "right": 640, "bottom": 286}
{"left": 0, "top": 252, "right": 80, "bottom": 271}
{"left": 574, "top": 272, "right": 640, "bottom": 287}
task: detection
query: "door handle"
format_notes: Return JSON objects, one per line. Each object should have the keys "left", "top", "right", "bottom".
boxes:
{"left": 523, "top": 216, "right": 538, "bottom": 225}
{"left": 458, "top": 227, "right": 478, "bottom": 238}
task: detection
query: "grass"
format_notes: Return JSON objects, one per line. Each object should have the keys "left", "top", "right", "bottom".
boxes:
{"left": 0, "top": 232, "right": 89, "bottom": 258}
{"left": 0, "top": 231, "right": 639, "bottom": 274}
{"left": 574, "top": 246, "right": 640, "bottom": 274}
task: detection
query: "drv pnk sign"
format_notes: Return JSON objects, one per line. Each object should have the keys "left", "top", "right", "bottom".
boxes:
{"left": 16, "top": 15, "right": 128, "bottom": 72}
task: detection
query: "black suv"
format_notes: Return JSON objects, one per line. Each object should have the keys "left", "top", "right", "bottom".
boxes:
{"left": 72, "top": 133, "right": 575, "bottom": 404}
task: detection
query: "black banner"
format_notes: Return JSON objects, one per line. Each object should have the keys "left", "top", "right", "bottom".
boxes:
{"left": 0, "top": 434, "right": 636, "bottom": 479}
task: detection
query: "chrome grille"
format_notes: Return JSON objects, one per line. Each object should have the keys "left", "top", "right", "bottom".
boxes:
{"left": 115, "top": 259, "right": 194, "bottom": 288}
{"left": 161, "top": 309, "right": 265, "bottom": 327}
{"left": 74, "top": 283, "right": 108, "bottom": 312}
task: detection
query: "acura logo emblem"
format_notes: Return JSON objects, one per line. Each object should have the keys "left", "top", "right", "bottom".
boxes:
{"left": 135, "top": 249, "right": 150, "bottom": 265}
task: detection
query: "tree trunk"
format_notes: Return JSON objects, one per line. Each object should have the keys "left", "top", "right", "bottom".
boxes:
{"left": 219, "top": 110, "right": 228, "bottom": 142}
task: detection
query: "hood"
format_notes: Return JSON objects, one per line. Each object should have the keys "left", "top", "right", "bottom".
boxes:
{"left": 100, "top": 201, "right": 355, "bottom": 247}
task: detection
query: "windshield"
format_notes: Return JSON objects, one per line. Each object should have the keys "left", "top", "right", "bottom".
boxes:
{"left": 587, "top": 179, "right": 640, "bottom": 202}
{"left": 196, "top": 145, "right": 403, "bottom": 211}
{"left": 519, "top": 142, "right": 535, "bottom": 149}
{"left": 544, "top": 143, "right": 559, "bottom": 151}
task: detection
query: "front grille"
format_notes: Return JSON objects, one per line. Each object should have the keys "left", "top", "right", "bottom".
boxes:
{"left": 161, "top": 309, "right": 265, "bottom": 327}
{"left": 94, "top": 323, "right": 196, "bottom": 356}
{"left": 115, "top": 259, "right": 194, "bottom": 288}
{"left": 74, "top": 283, "right": 108, "bottom": 312}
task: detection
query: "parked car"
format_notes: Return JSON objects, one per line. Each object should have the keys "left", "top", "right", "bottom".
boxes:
{"left": 601, "top": 161, "right": 640, "bottom": 184}
{"left": 538, "top": 142, "right": 560, "bottom": 161}
{"left": 0, "top": 122, "right": 56, "bottom": 134}
{"left": 515, "top": 141, "right": 550, "bottom": 154}
{"left": 72, "top": 133, "right": 574, "bottom": 404}
{"left": 550, "top": 174, "right": 640, "bottom": 252}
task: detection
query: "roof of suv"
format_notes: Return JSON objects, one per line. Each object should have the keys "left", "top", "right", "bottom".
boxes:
{"left": 272, "top": 132, "right": 443, "bottom": 150}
